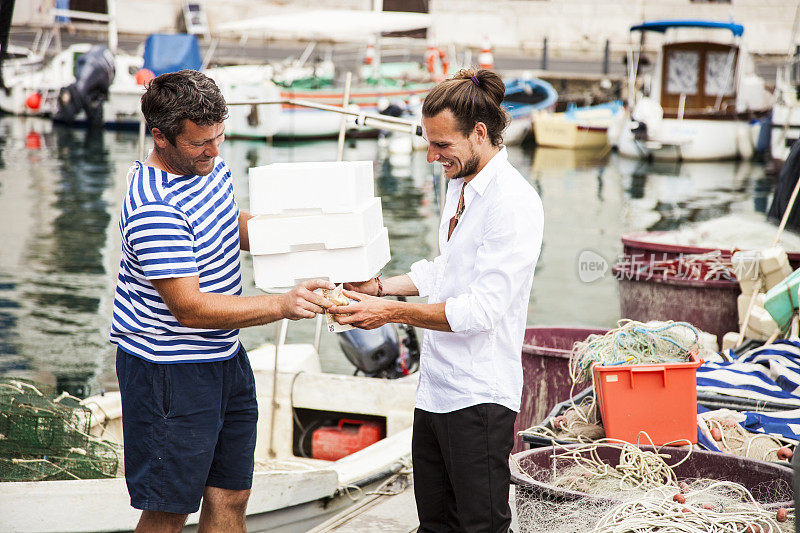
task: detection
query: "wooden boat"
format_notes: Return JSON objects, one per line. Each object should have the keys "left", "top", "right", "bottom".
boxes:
{"left": 502, "top": 77, "right": 558, "bottom": 145}
{"left": 216, "top": 10, "right": 435, "bottom": 140}
{"left": 0, "top": 340, "right": 417, "bottom": 533}
{"left": 274, "top": 78, "right": 432, "bottom": 140}
{"left": 615, "top": 20, "right": 771, "bottom": 161}
{"left": 532, "top": 101, "right": 622, "bottom": 149}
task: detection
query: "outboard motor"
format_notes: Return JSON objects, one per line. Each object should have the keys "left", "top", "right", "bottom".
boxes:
{"left": 337, "top": 309, "right": 420, "bottom": 379}
{"left": 630, "top": 120, "right": 648, "bottom": 142}
{"left": 54, "top": 45, "right": 115, "bottom": 126}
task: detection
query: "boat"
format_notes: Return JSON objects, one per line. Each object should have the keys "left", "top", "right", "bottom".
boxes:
{"left": 273, "top": 73, "right": 432, "bottom": 140}
{"left": 532, "top": 101, "right": 622, "bottom": 149}
{"left": 771, "top": 13, "right": 800, "bottom": 163}
{"left": 0, "top": 5, "right": 148, "bottom": 128}
{"left": 0, "top": 331, "right": 419, "bottom": 532}
{"left": 502, "top": 77, "right": 558, "bottom": 145}
{"left": 215, "top": 9, "right": 436, "bottom": 140}
{"left": 0, "top": 42, "right": 144, "bottom": 126}
{"left": 614, "top": 20, "right": 772, "bottom": 161}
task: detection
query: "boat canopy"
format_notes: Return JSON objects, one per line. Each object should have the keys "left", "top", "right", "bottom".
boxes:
{"left": 629, "top": 20, "right": 744, "bottom": 37}
{"left": 216, "top": 10, "right": 431, "bottom": 42}
{"left": 143, "top": 34, "right": 202, "bottom": 76}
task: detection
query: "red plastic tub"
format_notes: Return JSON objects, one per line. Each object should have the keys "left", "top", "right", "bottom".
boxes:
{"left": 593, "top": 352, "right": 703, "bottom": 445}
{"left": 612, "top": 263, "right": 739, "bottom": 344}
{"left": 311, "top": 419, "right": 383, "bottom": 461}
{"left": 516, "top": 327, "right": 608, "bottom": 453}
{"left": 622, "top": 231, "right": 800, "bottom": 270}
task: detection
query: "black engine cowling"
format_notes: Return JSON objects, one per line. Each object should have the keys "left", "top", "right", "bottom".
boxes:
{"left": 54, "top": 45, "right": 115, "bottom": 125}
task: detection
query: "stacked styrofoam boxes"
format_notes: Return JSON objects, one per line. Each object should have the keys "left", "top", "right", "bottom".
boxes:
{"left": 722, "top": 248, "right": 790, "bottom": 349}
{"left": 248, "top": 161, "right": 390, "bottom": 290}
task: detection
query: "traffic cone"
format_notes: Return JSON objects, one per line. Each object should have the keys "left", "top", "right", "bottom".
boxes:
{"left": 478, "top": 39, "right": 494, "bottom": 70}
{"left": 364, "top": 40, "right": 375, "bottom": 66}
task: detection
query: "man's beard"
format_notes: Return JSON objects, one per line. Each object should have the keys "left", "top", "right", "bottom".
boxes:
{"left": 450, "top": 149, "right": 480, "bottom": 180}
{"left": 160, "top": 147, "right": 214, "bottom": 176}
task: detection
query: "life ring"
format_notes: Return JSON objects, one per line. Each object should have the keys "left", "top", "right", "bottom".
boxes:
{"left": 424, "top": 46, "right": 449, "bottom": 77}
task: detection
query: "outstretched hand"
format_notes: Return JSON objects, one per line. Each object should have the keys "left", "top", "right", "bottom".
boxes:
{"left": 280, "top": 279, "right": 335, "bottom": 320}
{"left": 328, "top": 289, "right": 395, "bottom": 330}
{"left": 343, "top": 278, "right": 379, "bottom": 296}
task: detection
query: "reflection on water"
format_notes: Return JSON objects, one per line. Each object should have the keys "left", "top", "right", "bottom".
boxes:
{"left": 0, "top": 116, "right": 777, "bottom": 397}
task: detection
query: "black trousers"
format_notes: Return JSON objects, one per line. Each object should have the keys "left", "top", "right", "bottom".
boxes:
{"left": 413, "top": 403, "right": 517, "bottom": 533}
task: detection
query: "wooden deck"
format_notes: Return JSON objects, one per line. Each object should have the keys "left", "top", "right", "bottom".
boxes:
{"left": 308, "top": 479, "right": 520, "bottom": 532}
{"left": 308, "top": 483, "right": 419, "bottom": 533}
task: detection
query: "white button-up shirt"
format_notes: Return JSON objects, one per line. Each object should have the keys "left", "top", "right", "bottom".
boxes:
{"left": 408, "top": 147, "right": 543, "bottom": 413}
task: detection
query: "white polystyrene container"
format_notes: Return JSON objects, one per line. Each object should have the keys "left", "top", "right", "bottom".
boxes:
{"left": 253, "top": 227, "right": 390, "bottom": 289}
{"left": 247, "top": 198, "right": 384, "bottom": 255}
{"left": 249, "top": 160, "right": 374, "bottom": 215}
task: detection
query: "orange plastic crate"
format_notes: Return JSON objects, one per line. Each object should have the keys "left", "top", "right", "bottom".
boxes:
{"left": 592, "top": 352, "right": 703, "bottom": 445}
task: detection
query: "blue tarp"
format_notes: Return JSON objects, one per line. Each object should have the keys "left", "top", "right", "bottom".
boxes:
{"left": 629, "top": 20, "right": 744, "bottom": 37}
{"left": 142, "top": 34, "right": 202, "bottom": 76}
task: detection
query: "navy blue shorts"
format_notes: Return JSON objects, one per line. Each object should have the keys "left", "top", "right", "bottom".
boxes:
{"left": 116, "top": 344, "right": 258, "bottom": 514}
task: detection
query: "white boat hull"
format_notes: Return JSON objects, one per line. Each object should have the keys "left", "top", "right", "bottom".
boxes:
{"left": 504, "top": 116, "right": 531, "bottom": 146}
{"left": 616, "top": 118, "right": 752, "bottom": 161}
{"left": 0, "top": 343, "right": 417, "bottom": 533}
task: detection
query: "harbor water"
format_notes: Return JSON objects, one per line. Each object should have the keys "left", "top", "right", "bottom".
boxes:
{"left": 0, "top": 116, "right": 775, "bottom": 397}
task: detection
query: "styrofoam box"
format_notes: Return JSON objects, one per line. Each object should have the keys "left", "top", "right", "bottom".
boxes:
{"left": 736, "top": 292, "right": 766, "bottom": 320}
{"left": 249, "top": 161, "right": 374, "bottom": 216}
{"left": 248, "top": 198, "right": 384, "bottom": 255}
{"left": 253, "top": 227, "right": 390, "bottom": 289}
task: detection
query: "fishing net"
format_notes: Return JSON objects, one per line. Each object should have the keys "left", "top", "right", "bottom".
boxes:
{"left": 513, "top": 442, "right": 795, "bottom": 533}
{"left": 569, "top": 320, "right": 699, "bottom": 383}
{"left": 0, "top": 378, "right": 122, "bottom": 481}
{"left": 697, "top": 409, "right": 795, "bottom": 462}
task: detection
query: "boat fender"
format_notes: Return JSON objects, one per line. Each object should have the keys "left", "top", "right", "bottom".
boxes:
{"left": 25, "top": 92, "right": 42, "bottom": 111}
{"left": 135, "top": 68, "right": 155, "bottom": 85}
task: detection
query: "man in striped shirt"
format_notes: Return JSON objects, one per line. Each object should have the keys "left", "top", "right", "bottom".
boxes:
{"left": 110, "top": 70, "right": 333, "bottom": 532}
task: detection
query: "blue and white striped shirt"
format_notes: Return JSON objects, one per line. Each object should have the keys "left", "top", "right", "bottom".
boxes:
{"left": 110, "top": 157, "right": 242, "bottom": 363}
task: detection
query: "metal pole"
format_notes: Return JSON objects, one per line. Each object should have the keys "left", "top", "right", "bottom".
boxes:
{"left": 226, "top": 98, "right": 418, "bottom": 127}
{"left": 603, "top": 39, "right": 610, "bottom": 75}
{"left": 137, "top": 109, "right": 146, "bottom": 161}
{"left": 541, "top": 37, "right": 548, "bottom": 71}
{"left": 336, "top": 72, "right": 353, "bottom": 161}
{"left": 268, "top": 318, "right": 289, "bottom": 458}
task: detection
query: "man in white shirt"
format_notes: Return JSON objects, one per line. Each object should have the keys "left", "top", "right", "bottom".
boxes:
{"left": 329, "top": 68, "right": 543, "bottom": 532}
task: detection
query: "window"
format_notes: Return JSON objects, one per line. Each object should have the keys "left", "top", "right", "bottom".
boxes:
{"left": 666, "top": 51, "right": 699, "bottom": 95}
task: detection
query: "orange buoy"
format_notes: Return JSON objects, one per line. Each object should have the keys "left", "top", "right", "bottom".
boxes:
{"left": 135, "top": 68, "right": 155, "bottom": 85}
{"left": 25, "top": 92, "right": 42, "bottom": 111}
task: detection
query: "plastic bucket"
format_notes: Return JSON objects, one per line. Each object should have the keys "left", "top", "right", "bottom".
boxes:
{"left": 593, "top": 352, "right": 703, "bottom": 445}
